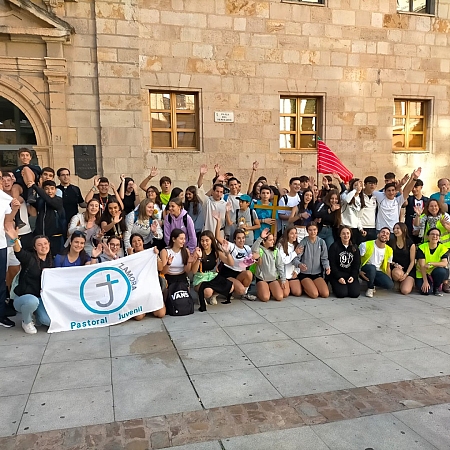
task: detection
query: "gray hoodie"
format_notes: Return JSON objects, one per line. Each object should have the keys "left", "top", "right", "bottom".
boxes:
{"left": 297, "top": 236, "right": 330, "bottom": 276}
{"left": 251, "top": 237, "right": 286, "bottom": 282}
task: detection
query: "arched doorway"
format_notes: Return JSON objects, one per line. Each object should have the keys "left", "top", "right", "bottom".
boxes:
{"left": 0, "top": 96, "right": 39, "bottom": 172}
{"left": 0, "top": 75, "right": 52, "bottom": 171}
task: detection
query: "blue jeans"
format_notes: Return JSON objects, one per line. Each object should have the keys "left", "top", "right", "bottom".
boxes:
{"left": 319, "top": 226, "right": 334, "bottom": 249}
{"left": 360, "top": 264, "right": 394, "bottom": 290}
{"left": 415, "top": 267, "right": 449, "bottom": 295}
{"left": 14, "top": 295, "right": 50, "bottom": 326}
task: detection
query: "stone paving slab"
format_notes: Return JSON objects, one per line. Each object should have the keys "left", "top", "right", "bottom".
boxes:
{"left": 179, "top": 346, "right": 254, "bottom": 375}
{"left": 31, "top": 358, "right": 111, "bottom": 393}
{"left": 322, "top": 353, "right": 418, "bottom": 387}
{"left": 19, "top": 385, "right": 114, "bottom": 434}
{"left": 238, "top": 339, "right": 316, "bottom": 367}
{"left": 346, "top": 327, "right": 429, "bottom": 352}
{"left": 110, "top": 331, "right": 174, "bottom": 357}
{"left": 222, "top": 322, "right": 289, "bottom": 344}
{"left": 41, "top": 337, "right": 111, "bottom": 364}
{"left": 191, "top": 368, "right": 282, "bottom": 409}
{"left": 312, "top": 412, "right": 438, "bottom": 450}
{"left": 0, "top": 343, "right": 46, "bottom": 368}
{"left": 383, "top": 348, "right": 450, "bottom": 378}
{"left": 111, "top": 352, "right": 186, "bottom": 384}
{"left": 393, "top": 403, "right": 450, "bottom": 450}
{"left": 272, "top": 318, "right": 341, "bottom": 339}
{"left": 0, "top": 365, "right": 39, "bottom": 397}
{"left": 113, "top": 376, "right": 202, "bottom": 422}
{"left": 295, "top": 333, "right": 375, "bottom": 359}
{"left": 261, "top": 360, "right": 354, "bottom": 397}
{"left": 222, "top": 426, "right": 331, "bottom": 449}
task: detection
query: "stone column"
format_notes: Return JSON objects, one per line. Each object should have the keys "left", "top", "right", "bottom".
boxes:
{"left": 94, "top": 0, "right": 142, "bottom": 179}
{"left": 43, "top": 37, "right": 69, "bottom": 169}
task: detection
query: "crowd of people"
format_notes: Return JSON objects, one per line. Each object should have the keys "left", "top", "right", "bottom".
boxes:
{"left": 0, "top": 148, "right": 449, "bottom": 335}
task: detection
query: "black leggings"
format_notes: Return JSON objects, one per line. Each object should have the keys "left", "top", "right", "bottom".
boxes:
{"left": 330, "top": 278, "right": 360, "bottom": 298}
{"left": 198, "top": 275, "right": 233, "bottom": 312}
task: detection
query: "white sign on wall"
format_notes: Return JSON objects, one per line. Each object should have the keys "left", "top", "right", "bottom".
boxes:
{"left": 214, "top": 111, "right": 234, "bottom": 123}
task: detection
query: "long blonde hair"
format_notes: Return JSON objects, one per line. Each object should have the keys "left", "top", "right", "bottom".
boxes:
{"left": 137, "top": 198, "right": 154, "bottom": 222}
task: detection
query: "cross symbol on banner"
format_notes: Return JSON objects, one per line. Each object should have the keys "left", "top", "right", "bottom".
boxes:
{"left": 253, "top": 195, "right": 293, "bottom": 235}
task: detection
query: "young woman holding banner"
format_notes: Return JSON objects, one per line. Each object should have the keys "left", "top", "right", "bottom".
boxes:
{"left": 5, "top": 223, "right": 52, "bottom": 334}
{"left": 128, "top": 233, "right": 165, "bottom": 320}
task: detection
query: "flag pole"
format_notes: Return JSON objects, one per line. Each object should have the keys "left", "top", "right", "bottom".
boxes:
{"left": 316, "top": 136, "right": 321, "bottom": 194}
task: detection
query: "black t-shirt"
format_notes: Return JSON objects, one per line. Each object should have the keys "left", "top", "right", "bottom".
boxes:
{"left": 122, "top": 193, "right": 136, "bottom": 215}
{"left": 389, "top": 238, "right": 414, "bottom": 270}
{"left": 404, "top": 195, "right": 428, "bottom": 231}
{"left": 201, "top": 252, "right": 217, "bottom": 272}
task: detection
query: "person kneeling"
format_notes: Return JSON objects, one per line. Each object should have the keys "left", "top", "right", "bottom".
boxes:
{"left": 251, "top": 228, "right": 288, "bottom": 302}
{"left": 328, "top": 226, "right": 361, "bottom": 298}
{"left": 297, "top": 223, "right": 330, "bottom": 299}
{"left": 359, "top": 228, "right": 394, "bottom": 298}
{"left": 129, "top": 233, "right": 166, "bottom": 319}
{"left": 416, "top": 228, "right": 449, "bottom": 297}
{"left": 5, "top": 223, "right": 52, "bottom": 334}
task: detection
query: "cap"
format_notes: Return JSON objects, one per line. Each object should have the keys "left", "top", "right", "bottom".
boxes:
{"left": 237, "top": 194, "right": 252, "bottom": 203}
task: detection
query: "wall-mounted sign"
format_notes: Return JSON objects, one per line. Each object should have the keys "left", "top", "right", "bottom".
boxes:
{"left": 74, "top": 145, "right": 97, "bottom": 179}
{"left": 214, "top": 111, "right": 234, "bottom": 123}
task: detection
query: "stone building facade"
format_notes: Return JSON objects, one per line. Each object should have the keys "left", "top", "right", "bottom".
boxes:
{"left": 0, "top": 0, "right": 449, "bottom": 191}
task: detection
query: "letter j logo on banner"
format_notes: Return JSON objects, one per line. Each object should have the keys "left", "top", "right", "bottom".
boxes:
{"left": 80, "top": 267, "right": 132, "bottom": 314}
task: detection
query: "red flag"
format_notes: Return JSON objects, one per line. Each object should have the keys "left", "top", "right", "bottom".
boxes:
{"left": 317, "top": 139, "right": 353, "bottom": 183}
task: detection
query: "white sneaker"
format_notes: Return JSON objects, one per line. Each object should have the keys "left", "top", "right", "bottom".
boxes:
{"left": 242, "top": 293, "right": 257, "bottom": 301}
{"left": 365, "top": 288, "right": 374, "bottom": 298}
{"left": 22, "top": 321, "right": 37, "bottom": 334}
{"left": 209, "top": 294, "right": 218, "bottom": 305}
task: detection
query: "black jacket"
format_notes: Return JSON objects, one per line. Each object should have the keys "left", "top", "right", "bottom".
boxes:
{"left": 33, "top": 184, "right": 66, "bottom": 237}
{"left": 57, "top": 184, "right": 84, "bottom": 223}
{"left": 328, "top": 240, "right": 361, "bottom": 281}
{"left": 14, "top": 248, "right": 53, "bottom": 297}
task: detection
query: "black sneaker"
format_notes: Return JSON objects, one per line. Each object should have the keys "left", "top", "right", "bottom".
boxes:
{"left": 0, "top": 317, "right": 15, "bottom": 327}
{"left": 5, "top": 300, "right": 16, "bottom": 317}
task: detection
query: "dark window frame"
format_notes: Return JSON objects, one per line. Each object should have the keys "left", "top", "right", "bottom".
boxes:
{"left": 397, "top": 0, "right": 435, "bottom": 15}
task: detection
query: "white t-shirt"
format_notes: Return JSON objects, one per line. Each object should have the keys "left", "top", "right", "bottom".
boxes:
{"left": 224, "top": 242, "right": 252, "bottom": 272}
{"left": 359, "top": 192, "right": 377, "bottom": 228}
{"left": 278, "top": 242, "right": 299, "bottom": 280}
{"left": 197, "top": 186, "right": 227, "bottom": 237}
{"left": 359, "top": 241, "right": 393, "bottom": 271}
{"left": 0, "top": 190, "right": 12, "bottom": 250}
{"left": 278, "top": 193, "right": 301, "bottom": 231}
{"left": 373, "top": 191, "right": 405, "bottom": 232}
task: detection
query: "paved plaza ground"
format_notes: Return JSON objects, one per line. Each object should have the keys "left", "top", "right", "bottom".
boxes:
{"left": 1, "top": 288, "right": 450, "bottom": 449}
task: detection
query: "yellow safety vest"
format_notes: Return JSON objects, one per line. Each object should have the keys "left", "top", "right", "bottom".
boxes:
{"left": 415, "top": 242, "right": 448, "bottom": 279}
{"left": 360, "top": 240, "right": 393, "bottom": 274}
{"left": 422, "top": 215, "right": 450, "bottom": 248}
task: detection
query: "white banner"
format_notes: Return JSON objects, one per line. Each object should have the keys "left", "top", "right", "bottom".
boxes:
{"left": 41, "top": 249, "right": 164, "bottom": 333}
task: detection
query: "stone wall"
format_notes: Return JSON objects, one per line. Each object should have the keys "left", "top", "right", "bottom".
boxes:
{"left": 1, "top": 0, "right": 450, "bottom": 192}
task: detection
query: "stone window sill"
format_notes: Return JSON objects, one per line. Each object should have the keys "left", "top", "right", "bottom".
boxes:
{"left": 150, "top": 148, "right": 200, "bottom": 153}
{"left": 281, "top": 0, "right": 325, "bottom": 6}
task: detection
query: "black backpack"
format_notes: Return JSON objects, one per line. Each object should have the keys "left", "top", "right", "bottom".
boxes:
{"left": 166, "top": 281, "right": 194, "bottom": 316}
